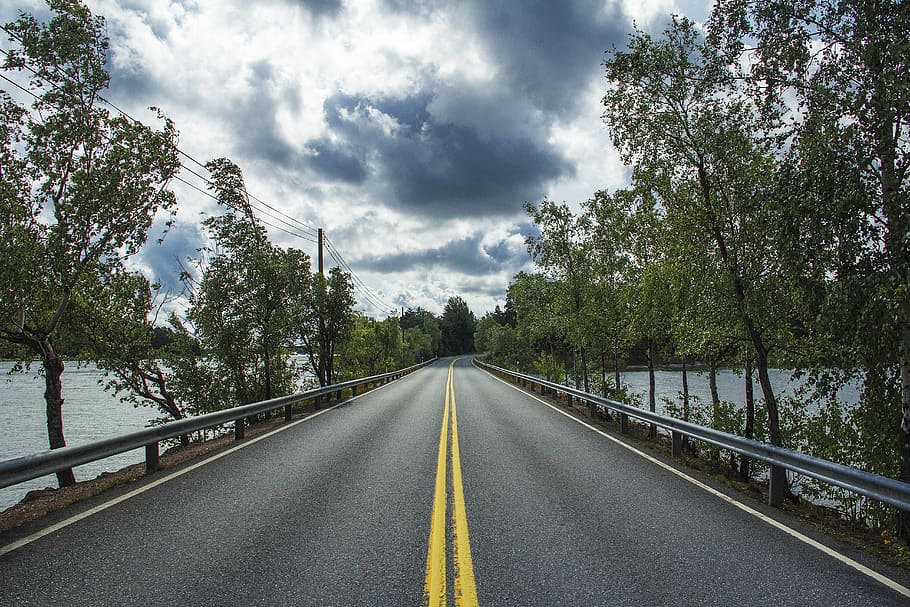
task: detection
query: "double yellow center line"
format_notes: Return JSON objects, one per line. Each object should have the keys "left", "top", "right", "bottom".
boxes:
{"left": 424, "top": 360, "right": 478, "bottom": 607}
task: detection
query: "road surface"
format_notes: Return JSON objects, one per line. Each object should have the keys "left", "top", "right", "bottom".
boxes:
{"left": 1, "top": 357, "right": 908, "bottom": 605}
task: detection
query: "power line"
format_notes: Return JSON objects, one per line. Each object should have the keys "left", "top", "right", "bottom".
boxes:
{"left": 173, "top": 174, "right": 317, "bottom": 244}
{"left": 1, "top": 36, "right": 321, "bottom": 243}
{"left": 323, "top": 236, "right": 396, "bottom": 315}
{"left": 2, "top": 26, "right": 393, "bottom": 314}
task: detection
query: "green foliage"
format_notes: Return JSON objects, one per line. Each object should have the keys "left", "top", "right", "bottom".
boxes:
{"left": 70, "top": 269, "right": 190, "bottom": 423}
{"left": 187, "top": 159, "right": 301, "bottom": 405}
{"left": 710, "top": 0, "right": 910, "bottom": 533}
{"left": 400, "top": 307, "right": 442, "bottom": 358}
{"left": 286, "top": 265, "right": 356, "bottom": 387}
{"left": 339, "top": 314, "right": 420, "bottom": 378}
{"left": 473, "top": 314, "right": 499, "bottom": 354}
{"left": 533, "top": 352, "right": 563, "bottom": 383}
{"left": 439, "top": 296, "right": 476, "bottom": 356}
{"left": 0, "top": 1, "right": 179, "bottom": 467}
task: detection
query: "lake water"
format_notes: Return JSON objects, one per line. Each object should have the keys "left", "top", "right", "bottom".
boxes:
{"left": 0, "top": 361, "right": 159, "bottom": 512}
{"left": 0, "top": 362, "right": 859, "bottom": 512}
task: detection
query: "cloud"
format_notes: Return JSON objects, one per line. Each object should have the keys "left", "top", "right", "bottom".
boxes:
{"left": 305, "top": 137, "right": 369, "bottom": 183}
{"left": 312, "top": 91, "right": 572, "bottom": 218}
{"left": 354, "top": 229, "right": 530, "bottom": 276}
{"left": 133, "top": 218, "right": 205, "bottom": 291}
{"left": 458, "top": 0, "right": 627, "bottom": 116}
{"left": 294, "top": 0, "right": 343, "bottom": 18}
{"left": 9, "top": 0, "right": 705, "bottom": 317}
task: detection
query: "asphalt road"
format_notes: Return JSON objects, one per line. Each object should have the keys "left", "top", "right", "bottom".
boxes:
{"left": 1, "top": 357, "right": 909, "bottom": 606}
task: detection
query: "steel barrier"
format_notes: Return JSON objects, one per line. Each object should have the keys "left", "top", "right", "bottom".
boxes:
{"left": 0, "top": 359, "right": 436, "bottom": 490}
{"left": 473, "top": 358, "right": 910, "bottom": 511}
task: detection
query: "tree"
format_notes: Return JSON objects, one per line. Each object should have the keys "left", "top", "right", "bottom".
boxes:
{"left": 507, "top": 271, "right": 565, "bottom": 373}
{"left": 400, "top": 307, "right": 442, "bottom": 360}
{"left": 474, "top": 313, "right": 500, "bottom": 354}
{"left": 582, "top": 189, "right": 636, "bottom": 396}
{"left": 188, "top": 158, "right": 301, "bottom": 406}
{"left": 624, "top": 186, "right": 672, "bottom": 437}
{"left": 0, "top": 1, "right": 179, "bottom": 486}
{"left": 295, "top": 266, "right": 356, "bottom": 386}
{"left": 603, "top": 16, "right": 805, "bottom": 502}
{"left": 341, "top": 314, "right": 411, "bottom": 377}
{"left": 439, "top": 296, "right": 476, "bottom": 355}
{"left": 72, "top": 270, "right": 189, "bottom": 439}
{"left": 525, "top": 199, "right": 594, "bottom": 390}
{"left": 711, "top": 0, "right": 910, "bottom": 534}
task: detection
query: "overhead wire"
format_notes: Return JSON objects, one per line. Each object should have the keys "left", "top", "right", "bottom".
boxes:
{"left": 323, "top": 235, "right": 396, "bottom": 316}
{"left": 0, "top": 36, "right": 321, "bottom": 241}
{"left": 2, "top": 28, "right": 394, "bottom": 314}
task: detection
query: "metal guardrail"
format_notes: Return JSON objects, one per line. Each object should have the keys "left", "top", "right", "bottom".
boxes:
{"left": 474, "top": 358, "right": 910, "bottom": 511}
{"left": 0, "top": 359, "right": 436, "bottom": 490}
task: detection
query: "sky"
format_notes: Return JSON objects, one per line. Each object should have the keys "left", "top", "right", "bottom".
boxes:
{"left": 2, "top": 0, "right": 713, "bottom": 318}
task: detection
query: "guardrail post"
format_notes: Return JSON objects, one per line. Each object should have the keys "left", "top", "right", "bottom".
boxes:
{"left": 145, "top": 442, "right": 159, "bottom": 472}
{"left": 588, "top": 401, "right": 596, "bottom": 419}
{"left": 567, "top": 393, "right": 573, "bottom": 407}
{"left": 353, "top": 384, "right": 358, "bottom": 396}
{"left": 336, "top": 389, "right": 342, "bottom": 401}
{"left": 284, "top": 403, "right": 293, "bottom": 421}
{"left": 315, "top": 395, "right": 322, "bottom": 410}
{"left": 769, "top": 465, "right": 786, "bottom": 507}
{"left": 235, "top": 418, "right": 245, "bottom": 440}
{"left": 620, "top": 412, "right": 629, "bottom": 434}
{"left": 672, "top": 431, "right": 683, "bottom": 457}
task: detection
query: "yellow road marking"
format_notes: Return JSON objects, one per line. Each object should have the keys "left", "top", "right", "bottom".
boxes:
{"left": 424, "top": 360, "right": 479, "bottom": 606}
{"left": 449, "top": 363, "right": 478, "bottom": 606}
{"left": 424, "top": 368, "right": 450, "bottom": 606}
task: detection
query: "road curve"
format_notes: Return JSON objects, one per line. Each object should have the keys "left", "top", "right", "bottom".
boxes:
{"left": 1, "top": 357, "right": 908, "bottom": 606}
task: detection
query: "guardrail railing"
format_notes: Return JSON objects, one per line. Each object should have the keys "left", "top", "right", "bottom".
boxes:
{"left": 0, "top": 359, "right": 436, "bottom": 491}
{"left": 474, "top": 358, "right": 910, "bottom": 512}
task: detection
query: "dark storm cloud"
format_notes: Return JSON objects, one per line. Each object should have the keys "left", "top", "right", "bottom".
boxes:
{"left": 228, "top": 61, "right": 299, "bottom": 168}
{"left": 138, "top": 220, "right": 204, "bottom": 290}
{"left": 293, "top": 0, "right": 343, "bottom": 18}
{"left": 306, "top": 138, "right": 368, "bottom": 183}
{"left": 381, "top": 119, "right": 570, "bottom": 214}
{"left": 312, "top": 93, "right": 572, "bottom": 217}
{"left": 105, "top": 64, "right": 159, "bottom": 106}
{"left": 463, "top": 0, "right": 627, "bottom": 115}
{"left": 356, "top": 233, "right": 528, "bottom": 275}
{"left": 301, "top": 1, "right": 631, "bottom": 220}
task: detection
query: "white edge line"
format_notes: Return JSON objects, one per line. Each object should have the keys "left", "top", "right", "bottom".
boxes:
{"left": 480, "top": 366, "right": 910, "bottom": 600}
{"left": 0, "top": 376, "right": 405, "bottom": 557}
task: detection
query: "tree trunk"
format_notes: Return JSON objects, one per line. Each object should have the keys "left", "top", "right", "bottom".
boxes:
{"left": 263, "top": 339, "right": 272, "bottom": 401}
{"left": 878, "top": 113, "right": 910, "bottom": 537}
{"left": 898, "top": 325, "right": 910, "bottom": 537}
{"left": 751, "top": 333, "right": 792, "bottom": 504}
{"left": 42, "top": 342, "right": 76, "bottom": 487}
{"left": 741, "top": 355, "right": 755, "bottom": 482}
{"left": 752, "top": 340, "right": 781, "bottom": 447}
{"left": 572, "top": 345, "right": 578, "bottom": 388}
{"left": 613, "top": 335, "right": 621, "bottom": 393}
{"left": 708, "top": 356, "right": 721, "bottom": 462}
{"left": 151, "top": 368, "right": 189, "bottom": 447}
{"left": 600, "top": 349, "right": 611, "bottom": 421}
{"left": 681, "top": 359, "right": 689, "bottom": 421}
{"left": 581, "top": 347, "right": 589, "bottom": 393}
{"left": 648, "top": 337, "right": 656, "bottom": 439}
{"left": 708, "top": 357, "right": 720, "bottom": 418}
{"left": 681, "top": 358, "right": 690, "bottom": 452}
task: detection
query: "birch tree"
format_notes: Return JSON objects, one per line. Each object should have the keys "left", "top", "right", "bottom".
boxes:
{"left": 0, "top": 1, "right": 179, "bottom": 485}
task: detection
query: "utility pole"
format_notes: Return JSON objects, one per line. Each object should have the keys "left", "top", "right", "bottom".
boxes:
{"left": 317, "top": 228, "right": 324, "bottom": 275}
